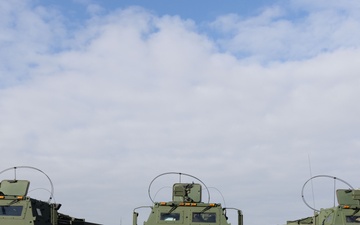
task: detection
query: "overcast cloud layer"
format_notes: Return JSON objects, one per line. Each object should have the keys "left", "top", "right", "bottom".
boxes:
{"left": 1, "top": 1, "right": 360, "bottom": 225}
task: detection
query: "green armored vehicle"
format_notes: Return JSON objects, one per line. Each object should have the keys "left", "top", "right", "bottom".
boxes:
{"left": 0, "top": 166, "right": 101, "bottom": 225}
{"left": 286, "top": 175, "right": 360, "bottom": 225}
{"left": 133, "top": 172, "right": 243, "bottom": 225}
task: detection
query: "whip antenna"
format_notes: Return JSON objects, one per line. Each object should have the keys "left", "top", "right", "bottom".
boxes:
{"left": 308, "top": 154, "right": 316, "bottom": 210}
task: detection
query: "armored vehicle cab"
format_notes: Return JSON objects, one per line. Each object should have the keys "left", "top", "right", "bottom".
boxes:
{"left": 286, "top": 175, "right": 360, "bottom": 225}
{"left": 0, "top": 166, "right": 101, "bottom": 225}
{"left": 133, "top": 172, "right": 243, "bottom": 225}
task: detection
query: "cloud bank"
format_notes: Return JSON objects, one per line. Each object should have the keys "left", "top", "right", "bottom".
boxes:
{"left": 1, "top": 1, "right": 360, "bottom": 225}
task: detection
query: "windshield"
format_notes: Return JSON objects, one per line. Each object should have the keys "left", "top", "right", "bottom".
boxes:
{"left": 0, "top": 206, "right": 23, "bottom": 216}
{"left": 346, "top": 216, "right": 360, "bottom": 223}
{"left": 192, "top": 213, "right": 216, "bottom": 223}
{"left": 160, "top": 213, "right": 181, "bottom": 221}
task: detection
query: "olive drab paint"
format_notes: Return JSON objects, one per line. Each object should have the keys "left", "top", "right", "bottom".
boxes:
{"left": 0, "top": 166, "right": 101, "bottom": 225}
{"left": 286, "top": 175, "right": 360, "bottom": 225}
{"left": 133, "top": 172, "right": 243, "bottom": 225}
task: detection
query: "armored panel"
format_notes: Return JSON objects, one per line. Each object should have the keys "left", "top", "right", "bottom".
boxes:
{"left": 337, "top": 189, "right": 360, "bottom": 206}
{"left": 187, "top": 183, "right": 201, "bottom": 202}
{"left": 0, "top": 180, "right": 30, "bottom": 196}
{"left": 352, "top": 189, "right": 360, "bottom": 200}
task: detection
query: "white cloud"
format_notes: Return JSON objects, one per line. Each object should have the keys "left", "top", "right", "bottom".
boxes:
{"left": 0, "top": 0, "right": 65, "bottom": 86}
{"left": 1, "top": 1, "right": 360, "bottom": 225}
{"left": 211, "top": 0, "right": 360, "bottom": 62}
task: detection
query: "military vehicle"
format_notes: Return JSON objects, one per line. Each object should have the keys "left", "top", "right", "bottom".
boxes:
{"left": 133, "top": 172, "right": 243, "bottom": 225}
{"left": 0, "top": 166, "right": 101, "bottom": 225}
{"left": 285, "top": 175, "right": 360, "bottom": 225}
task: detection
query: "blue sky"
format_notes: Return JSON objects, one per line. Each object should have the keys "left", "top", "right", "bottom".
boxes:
{"left": 42, "top": 0, "right": 279, "bottom": 23}
{"left": 1, "top": 1, "right": 360, "bottom": 225}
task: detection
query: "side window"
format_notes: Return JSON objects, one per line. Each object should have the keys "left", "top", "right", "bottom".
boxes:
{"left": 160, "top": 213, "right": 181, "bottom": 221}
{"left": 192, "top": 213, "right": 216, "bottom": 223}
{"left": 323, "top": 213, "right": 333, "bottom": 225}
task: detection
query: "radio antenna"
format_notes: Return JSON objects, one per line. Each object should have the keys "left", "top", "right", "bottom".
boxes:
{"left": 308, "top": 154, "right": 316, "bottom": 210}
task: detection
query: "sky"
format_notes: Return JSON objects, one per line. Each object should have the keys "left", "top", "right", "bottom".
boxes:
{"left": 1, "top": 0, "right": 360, "bottom": 225}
